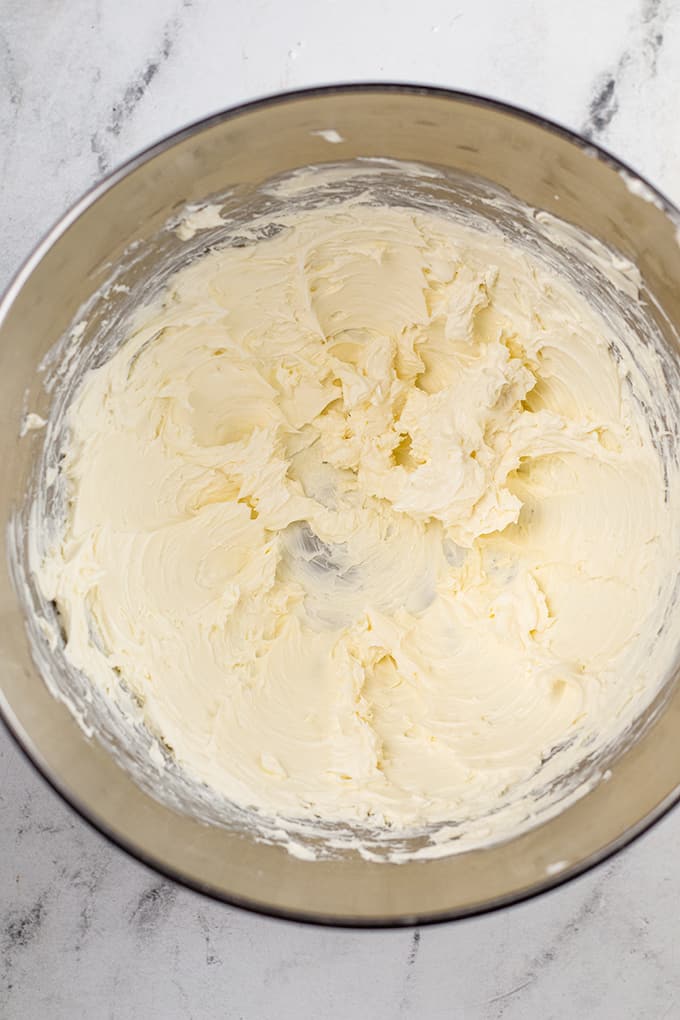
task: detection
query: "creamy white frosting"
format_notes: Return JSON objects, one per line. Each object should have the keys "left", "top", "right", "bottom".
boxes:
{"left": 37, "top": 202, "right": 675, "bottom": 847}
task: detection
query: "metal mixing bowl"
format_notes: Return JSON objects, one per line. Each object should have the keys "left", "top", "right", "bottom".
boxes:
{"left": 2, "top": 85, "right": 680, "bottom": 926}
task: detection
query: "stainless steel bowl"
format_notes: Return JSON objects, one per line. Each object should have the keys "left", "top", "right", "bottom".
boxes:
{"left": 2, "top": 85, "right": 680, "bottom": 926}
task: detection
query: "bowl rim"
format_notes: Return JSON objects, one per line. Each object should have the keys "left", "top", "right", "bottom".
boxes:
{"left": 2, "top": 81, "right": 679, "bottom": 928}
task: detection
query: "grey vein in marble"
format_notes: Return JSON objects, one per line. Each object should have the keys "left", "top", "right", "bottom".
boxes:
{"left": 90, "top": 10, "right": 184, "bottom": 174}
{"left": 129, "top": 882, "right": 178, "bottom": 935}
{"left": 582, "top": 0, "right": 671, "bottom": 139}
{"left": 585, "top": 74, "right": 620, "bottom": 138}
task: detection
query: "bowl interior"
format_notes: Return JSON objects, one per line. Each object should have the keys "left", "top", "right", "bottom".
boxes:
{"left": 2, "top": 87, "right": 680, "bottom": 924}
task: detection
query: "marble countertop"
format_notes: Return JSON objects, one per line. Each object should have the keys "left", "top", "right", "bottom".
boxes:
{"left": 2, "top": 1, "right": 680, "bottom": 1016}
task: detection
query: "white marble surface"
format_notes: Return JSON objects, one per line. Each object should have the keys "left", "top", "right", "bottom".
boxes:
{"left": 2, "top": 1, "right": 680, "bottom": 1017}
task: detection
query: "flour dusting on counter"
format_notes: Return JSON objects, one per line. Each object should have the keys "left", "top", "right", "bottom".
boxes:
{"left": 28, "top": 172, "right": 680, "bottom": 861}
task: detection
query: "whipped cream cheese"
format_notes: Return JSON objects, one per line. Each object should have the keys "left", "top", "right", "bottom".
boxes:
{"left": 36, "top": 201, "right": 675, "bottom": 847}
